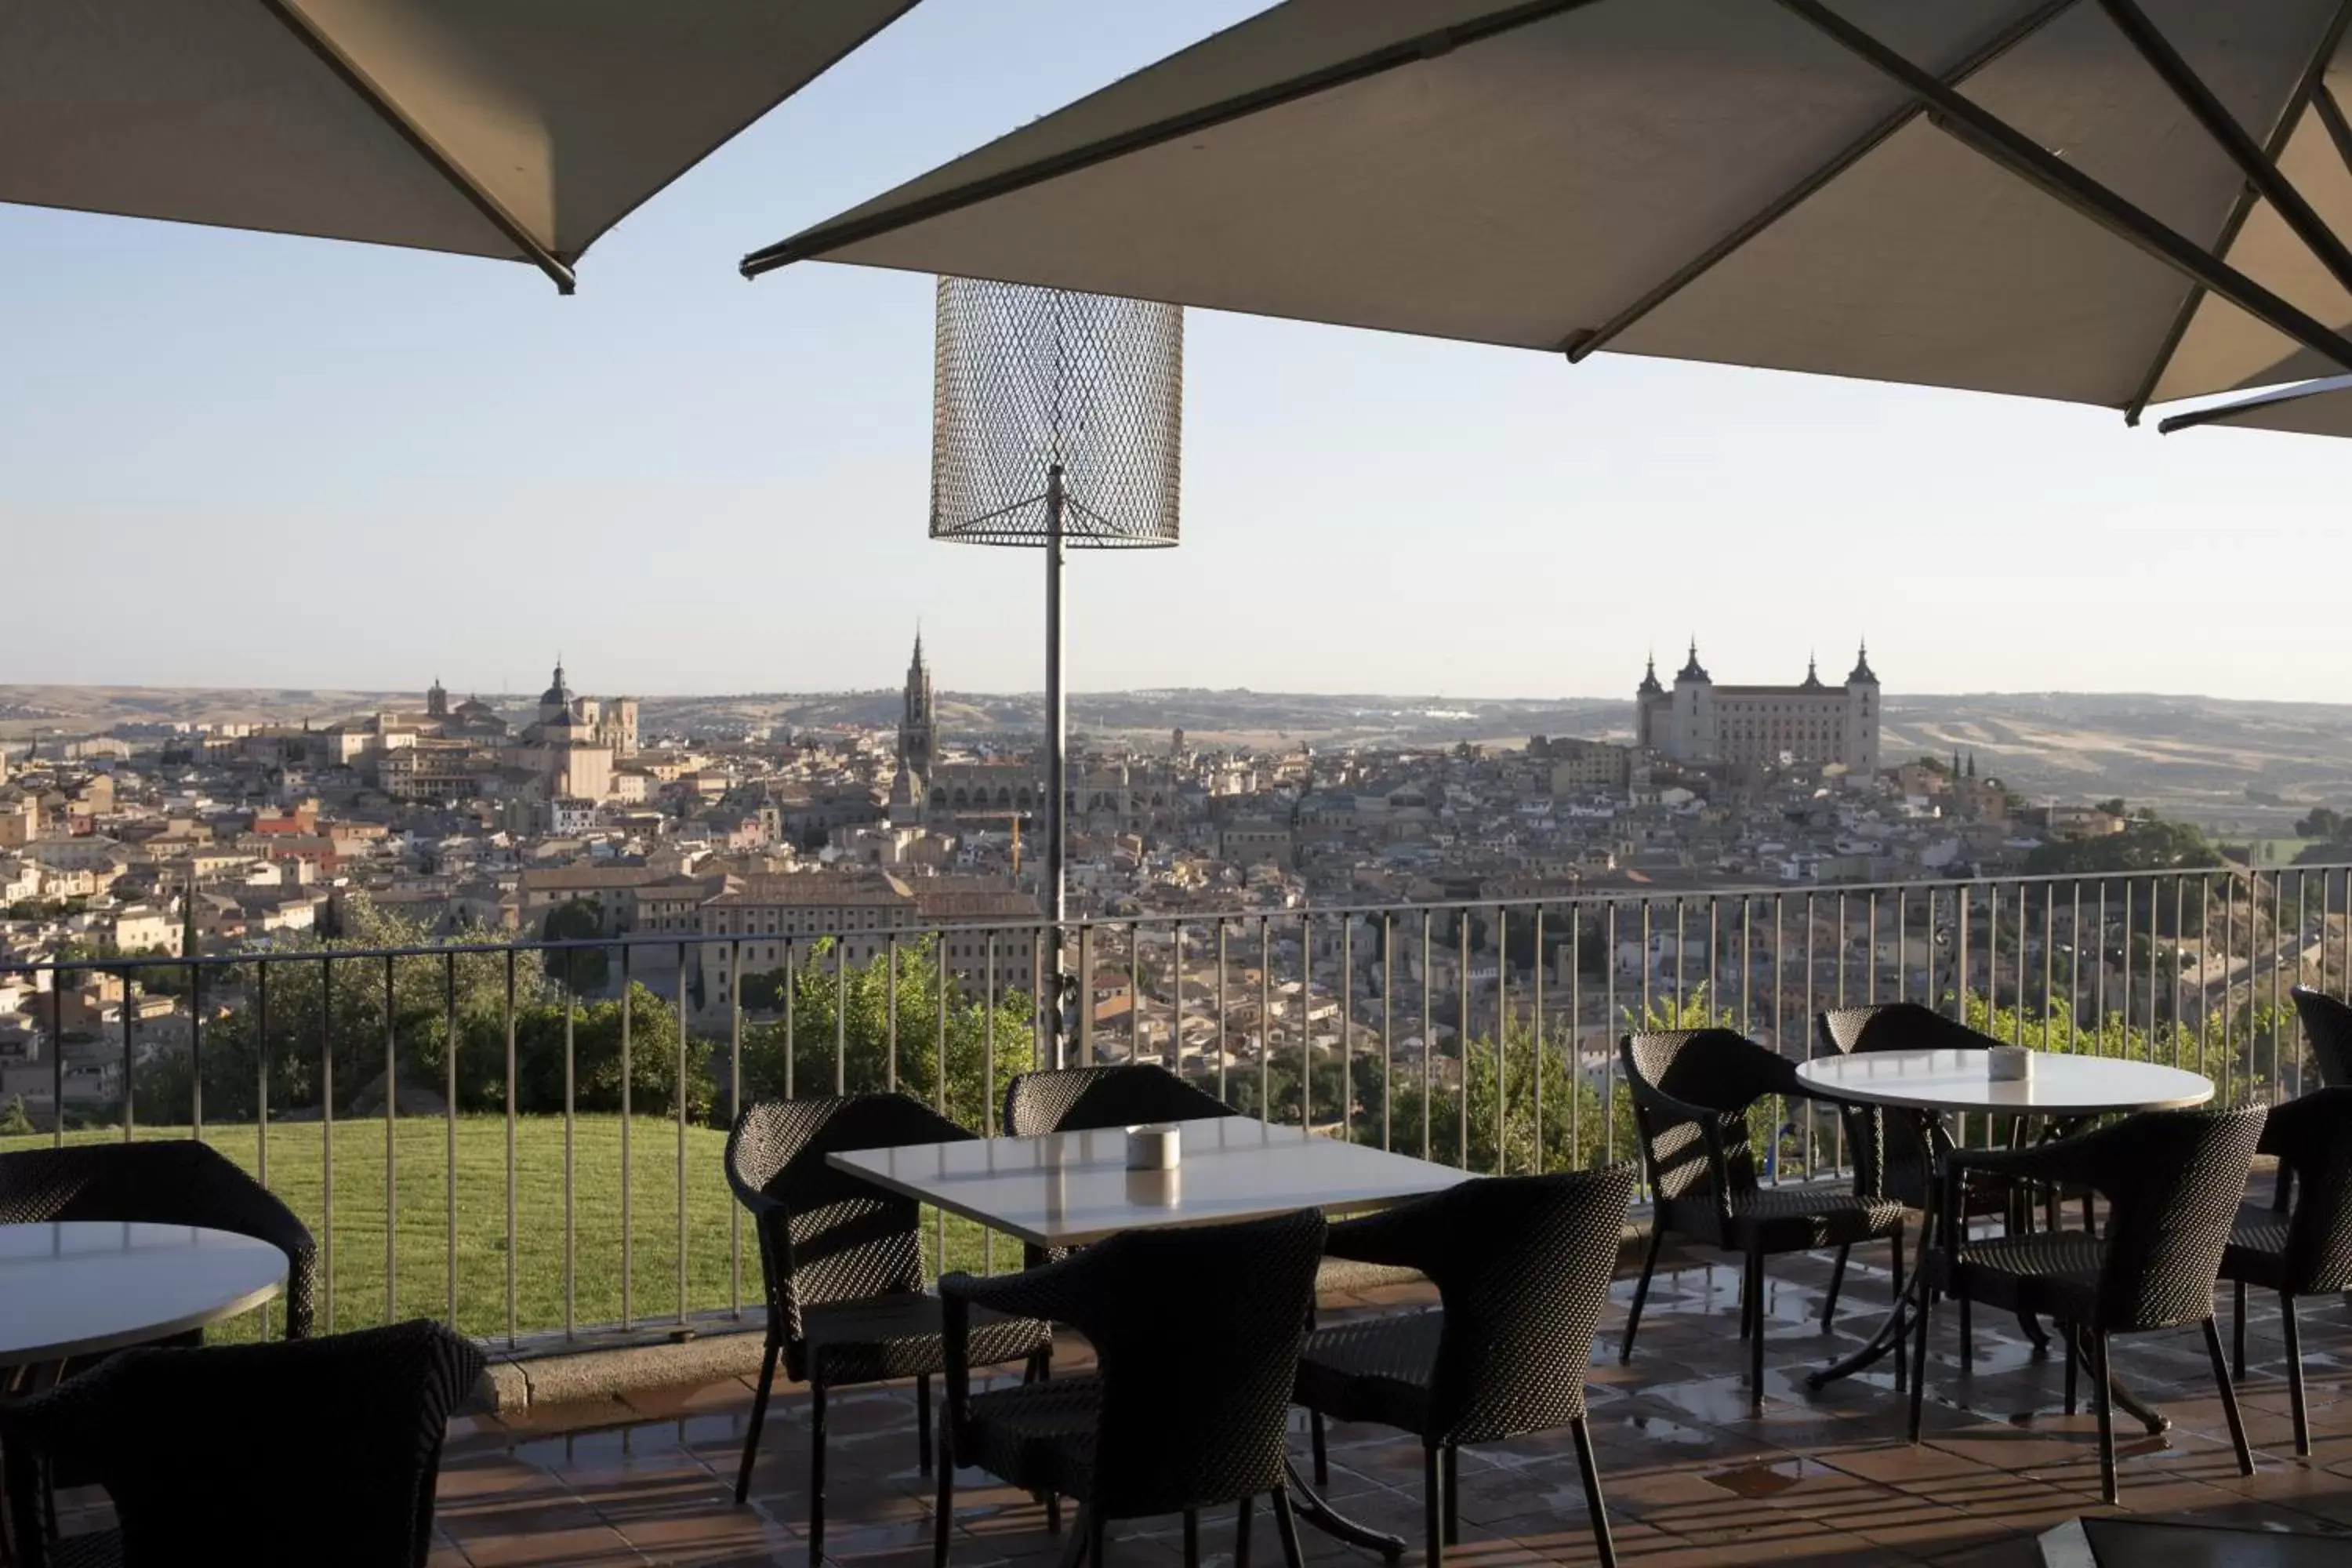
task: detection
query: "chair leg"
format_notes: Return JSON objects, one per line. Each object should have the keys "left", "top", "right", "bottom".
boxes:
{"left": 2283, "top": 1293, "right": 2311, "bottom": 1457}
{"left": 1183, "top": 1508, "right": 1200, "bottom": 1568}
{"left": 1233, "top": 1495, "right": 1254, "bottom": 1568}
{"left": 2201, "top": 1318, "right": 2257, "bottom": 1479}
{"left": 809, "top": 1383, "right": 829, "bottom": 1568}
{"left": 736, "top": 1331, "right": 782, "bottom": 1504}
{"left": 1087, "top": 1505, "right": 1106, "bottom": 1568}
{"left": 1748, "top": 1245, "right": 1766, "bottom": 1410}
{"left": 1571, "top": 1417, "right": 1617, "bottom": 1568}
{"left": 1047, "top": 1494, "right": 1063, "bottom": 1535}
{"left": 1958, "top": 1292, "right": 1973, "bottom": 1371}
{"left": 2063, "top": 1323, "right": 2079, "bottom": 1417}
{"left": 1621, "top": 1223, "right": 1666, "bottom": 1364}
{"left": 1443, "top": 1443, "right": 1459, "bottom": 1545}
{"left": 2092, "top": 1331, "right": 2118, "bottom": 1506}
{"left": 2234, "top": 1279, "right": 2248, "bottom": 1379}
{"left": 1821, "top": 1244, "right": 1850, "bottom": 1330}
{"left": 1424, "top": 1441, "right": 1445, "bottom": 1568}
{"left": 917, "top": 1374, "right": 933, "bottom": 1476}
{"left": 934, "top": 1427, "right": 955, "bottom": 1568}
{"left": 1907, "top": 1279, "right": 1933, "bottom": 1443}
{"left": 1269, "top": 1485, "right": 1307, "bottom": 1568}
{"left": 1310, "top": 1410, "right": 1329, "bottom": 1486}
{"left": 1053, "top": 1511, "right": 1090, "bottom": 1568}
{"left": 1889, "top": 1221, "right": 1907, "bottom": 1395}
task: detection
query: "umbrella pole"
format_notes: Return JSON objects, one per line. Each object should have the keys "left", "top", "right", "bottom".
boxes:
{"left": 1044, "top": 463, "right": 1070, "bottom": 1069}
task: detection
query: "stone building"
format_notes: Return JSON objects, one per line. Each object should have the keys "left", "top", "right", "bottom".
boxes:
{"left": 1636, "top": 641, "right": 1880, "bottom": 772}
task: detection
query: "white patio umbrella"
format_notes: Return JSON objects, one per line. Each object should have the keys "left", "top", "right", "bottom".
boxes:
{"left": 2, "top": 0, "right": 920, "bottom": 292}
{"left": 743, "top": 0, "right": 2352, "bottom": 419}
{"left": 2158, "top": 372, "right": 2352, "bottom": 434}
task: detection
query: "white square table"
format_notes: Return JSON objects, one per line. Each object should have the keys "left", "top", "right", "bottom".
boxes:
{"left": 827, "top": 1113, "right": 1471, "bottom": 1250}
{"left": 829, "top": 1112, "right": 1469, "bottom": 1562}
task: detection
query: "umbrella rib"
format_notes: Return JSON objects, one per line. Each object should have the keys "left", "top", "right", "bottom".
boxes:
{"left": 2119, "top": 0, "right": 2352, "bottom": 424}
{"left": 2099, "top": 0, "right": 2352, "bottom": 296}
{"left": 2157, "top": 371, "right": 2352, "bottom": 433}
{"left": 2315, "top": 86, "right": 2352, "bottom": 180}
{"left": 741, "top": 0, "right": 1604, "bottom": 278}
{"left": 254, "top": 0, "right": 576, "bottom": 295}
{"left": 1561, "top": 0, "right": 2083, "bottom": 362}
{"left": 1777, "top": 0, "right": 2352, "bottom": 380}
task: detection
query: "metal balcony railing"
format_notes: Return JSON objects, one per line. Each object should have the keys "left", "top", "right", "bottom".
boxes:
{"left": 2, "top": 863, "right": 2343, "bottom": 1352}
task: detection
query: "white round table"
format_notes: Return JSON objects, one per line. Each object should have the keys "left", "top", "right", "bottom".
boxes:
{"left": 1793, "top": 1048, "right": 2214, "bottom": 1414}
{"left": 1795, "top": 1048, "right": 2215, "bottom": 1116}
{"left": 0, "top": 1221, "right": 287, "bottom": 1369}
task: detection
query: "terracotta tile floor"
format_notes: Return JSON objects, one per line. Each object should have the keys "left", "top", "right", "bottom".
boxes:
{"left": 399, "top": 1244, "right": 2352, "bottom": 1568}
{"left": 52, "top": 1240, "right": 2352, "bottom": 1566}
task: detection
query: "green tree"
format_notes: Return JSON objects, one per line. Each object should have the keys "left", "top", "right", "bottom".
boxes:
{"left": 739, "top": 938, "right": 1037, "bottom": 1134}
{"left": 2296, "top": 806, "right": 2347, "bottom": 841}
{"left": 0, "top": 1094, "right": 34, "bottom": 1137}
{"left": 543, "top": 899, "right": 610, "bottom": 993}
{"left": 129, "top": 896, "right": 550, "bottom": 1123}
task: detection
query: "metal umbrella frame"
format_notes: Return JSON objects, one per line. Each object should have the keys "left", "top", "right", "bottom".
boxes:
{"left": 4, "top": 0, "right": 920, "bottom": 291}
{"left": 745, "top": 0, "right": 2352, "bottom": 419}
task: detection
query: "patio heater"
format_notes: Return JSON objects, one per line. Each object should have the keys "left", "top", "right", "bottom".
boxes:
{"left": 928, "top": 278, "right": 1183, "bottom": 1066}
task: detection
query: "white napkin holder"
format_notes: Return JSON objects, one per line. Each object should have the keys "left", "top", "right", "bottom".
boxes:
{"left": 1987, "top": 1046, "right": 2034, "bottom": 1082}
{"left": 1125, "top": 1123, "right": 1182, "bottom": 1171}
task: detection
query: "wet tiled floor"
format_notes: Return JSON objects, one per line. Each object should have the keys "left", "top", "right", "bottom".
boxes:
{"left": 61, "top": 1240, "right": 2352, "bottom": 1566}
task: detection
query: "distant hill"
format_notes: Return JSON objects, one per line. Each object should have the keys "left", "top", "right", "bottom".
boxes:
{"left": 4, "top": 683, "right": 2345, "bottom": 833}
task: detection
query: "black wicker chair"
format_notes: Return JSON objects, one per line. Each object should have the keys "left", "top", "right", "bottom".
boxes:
{"left": 933, "top": 1208, "right": 1327, "bottom": 1568}
{"left": 2220, "top": 1086, "right": 2352, "bottom": 1456}
{"left": 1620, "top": 1029, "right": 1905, "bottom": 1411}
{"left": 1002, "top": 1062, "right": 1237, "bottom": 1144}
{"left": 0, "top": 1319, "right": 482, "bottom": 1568}
{"left": 1907, "top": 1105, "right": 2267, "bottom": 1504}
{"left": 1000, "top": 1062, "right": 1243, "bottom": 1272}
{"left": 0, "top": 1140, "right": 317, "bottom": 1341}
{"left": 2290, "top": 987, "right": 2352, "bottom": 1088}
{"left": 725, "top": 1094, "right": 1054, "bottom": 1563}
{"left": 1815, "top": 1003, "right": 2090, "bottom": 1357}
{"left": 1292, "top": 1166, "right": 1638, "bottom": 1568}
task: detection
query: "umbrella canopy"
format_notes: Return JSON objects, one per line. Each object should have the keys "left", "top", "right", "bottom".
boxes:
{"left": 745, "top": 0, "right": 2352, "bottom": 418}
{"left": 3, "top": 0, "right": 919, "bottom": 292}
{"left": 2158, "top": 372, "right": 2352, "bottom": 434}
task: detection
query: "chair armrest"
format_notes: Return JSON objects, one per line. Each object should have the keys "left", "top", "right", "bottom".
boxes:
{"left": 937, "top": 1261, "right": 1082, "bottom": 1426}
{"left": 1943, "top": 1135, "right": 2103, "bottom": 1192}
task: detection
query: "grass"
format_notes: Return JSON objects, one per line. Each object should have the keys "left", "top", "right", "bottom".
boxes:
{"left": 0, "top": 1116, "right": 1008, "bottom": 1345}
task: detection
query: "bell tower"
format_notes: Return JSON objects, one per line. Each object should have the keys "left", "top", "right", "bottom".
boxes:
{"left": 899, "top": 631, "right": 936, "bottom": 785}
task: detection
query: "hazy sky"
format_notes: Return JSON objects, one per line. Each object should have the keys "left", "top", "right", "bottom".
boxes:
{"left": 4, "top": 2, "right": 2347, "bottom": 706}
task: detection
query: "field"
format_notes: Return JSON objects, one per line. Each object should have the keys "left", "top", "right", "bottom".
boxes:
{"left": 0, "top": 1116, "right": 1009, "bottom": 1345}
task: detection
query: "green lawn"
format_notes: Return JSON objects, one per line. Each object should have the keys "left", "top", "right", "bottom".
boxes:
{"left": 0, "top": 1116, "right": 1011, "bottom": 1345}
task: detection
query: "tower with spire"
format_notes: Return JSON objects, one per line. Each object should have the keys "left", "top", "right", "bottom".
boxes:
{"left": 898, "top": 630, "right": 937, "bottom": 787}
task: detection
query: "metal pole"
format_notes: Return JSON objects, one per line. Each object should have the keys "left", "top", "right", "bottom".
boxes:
{"left": 1044, "top": 462, "right": 1070, "bottom": 1069}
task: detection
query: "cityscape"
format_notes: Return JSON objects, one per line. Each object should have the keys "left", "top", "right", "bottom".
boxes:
{"left": 2, "top": 634, "right": 2336, "bottom": 1135}
{"left": 11, "top": 3, "right": 2352, "bottom": 1563}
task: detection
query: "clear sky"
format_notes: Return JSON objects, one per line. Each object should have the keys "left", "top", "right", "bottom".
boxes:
{"left": 3, "top": 1, "right": 2346, "bottom": 706}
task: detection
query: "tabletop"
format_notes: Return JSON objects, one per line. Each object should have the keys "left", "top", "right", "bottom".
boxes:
{"left": 0, "top": 1221, "right": 287, "bottom": 1368}
{"left": 1795, "top": 1048, "right": 2214, "bottom": 1117}
{"left": 828, "top": 1115, "right": 1470, "bottom": 1248}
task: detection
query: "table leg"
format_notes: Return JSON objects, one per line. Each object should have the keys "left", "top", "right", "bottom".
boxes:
{"left": 1283, "top": 1456, "right": 1406, "bottom": 1560}
{"left": 1810, "top": 1109, "right": 1943, "bottom": 1392}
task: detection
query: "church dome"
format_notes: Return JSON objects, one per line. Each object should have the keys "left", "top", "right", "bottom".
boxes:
{"left": 540, "top": 662, "right": 575, "bottom": 709}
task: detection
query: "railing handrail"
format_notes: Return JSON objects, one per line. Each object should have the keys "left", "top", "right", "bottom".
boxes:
{"left": 5, "top": 859, "right": 2343, "bottom": 979}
